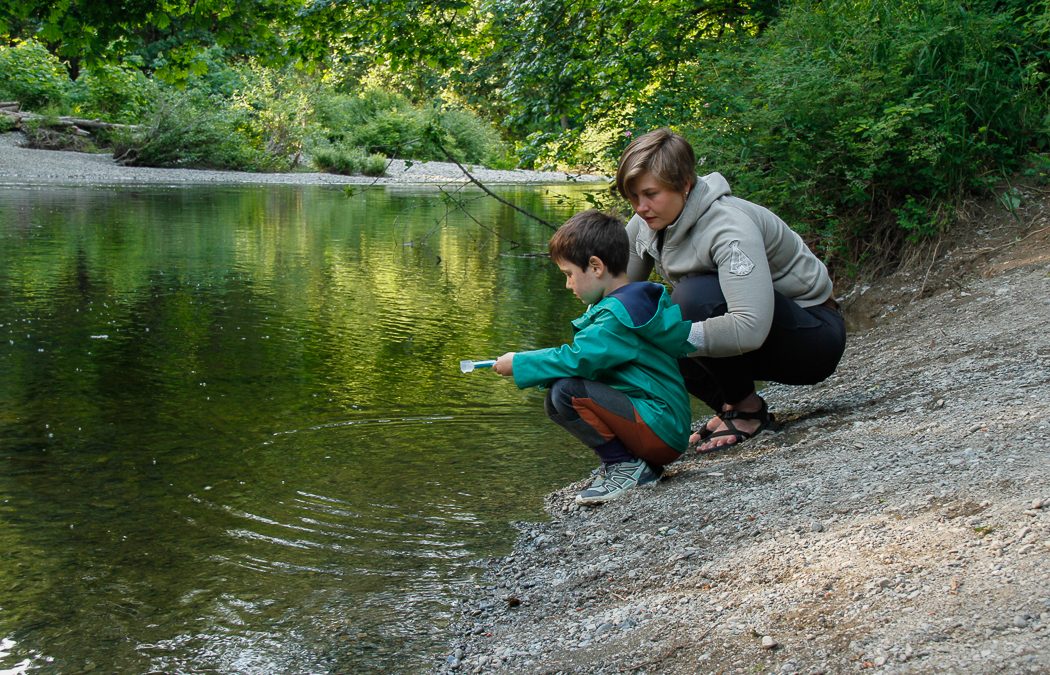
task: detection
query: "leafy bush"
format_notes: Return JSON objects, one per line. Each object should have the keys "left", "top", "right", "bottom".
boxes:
{"left": 311, "top": 143, "right": 388, "bottom": 176}
{"left": 428, "top": 106, "right": 510, "bottom": 167}
{"left": 670, "top": 0, "right": 1048, "bottom": 270}
{"left": 69, "top": 63, "right": 157, "bottom": 123}
{"left": 314, "top": 89, "right": 412, "bottom": 134}
{"left": 228, "top": 62, "right": 318, "bottom": 168}
{"left": 115, "top": 90, "right": 276, "bottom": 171}
{"left": 351, "top": 107, "right": 429, "bottom": 158}
{"left": 0, "top": 39, "right": 70, "bottom": 109}
{"left": 361, "top": 152, "right": 388, "bottom": 176}
{"left": 314, "top": 88, "right": 507, "bottom": 164}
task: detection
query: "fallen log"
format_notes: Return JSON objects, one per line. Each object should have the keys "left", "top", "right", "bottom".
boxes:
{"left": 1, "top": 108, "right": 140, "bottom": 132}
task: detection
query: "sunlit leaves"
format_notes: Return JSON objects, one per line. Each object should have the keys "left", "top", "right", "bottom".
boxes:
{"left": 0, "top": 0, "right": 299, "bottom": 81}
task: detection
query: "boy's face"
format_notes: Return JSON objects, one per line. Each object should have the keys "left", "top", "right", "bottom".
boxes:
{"left": 555, "top": 257, "right": 604, "bottom": 305}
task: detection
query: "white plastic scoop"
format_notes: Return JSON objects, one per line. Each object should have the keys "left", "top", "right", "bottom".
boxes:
{"left": 460, "top": 359, "right": 496, "bottom": 373}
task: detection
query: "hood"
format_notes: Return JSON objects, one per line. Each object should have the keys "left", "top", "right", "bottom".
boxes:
{"left": 634, "top": 172, "right": 732, "bottom": 257}
{"left": 573, "top": 282, "right": 690, "bottom": 354}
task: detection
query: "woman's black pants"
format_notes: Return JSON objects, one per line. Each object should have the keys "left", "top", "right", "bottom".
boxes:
{"left": 672, "top": 274, "right": 846, "bottom": 411}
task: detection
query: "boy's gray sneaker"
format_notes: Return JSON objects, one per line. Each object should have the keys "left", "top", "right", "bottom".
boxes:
{"left": 587, "top": 464, "right": 607, "bottom": 489}
{"left": 575, "top": 458, "right": 661, "bottom": 505}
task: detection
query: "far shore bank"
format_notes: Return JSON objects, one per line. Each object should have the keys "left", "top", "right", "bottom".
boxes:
{"left": 0, "top": 132, "right": 608, "bottom": 188}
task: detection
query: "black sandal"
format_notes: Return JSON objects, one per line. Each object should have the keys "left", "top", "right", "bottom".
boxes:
{"left": 696, "top": 398, "right": 777, "bottom": 453}
{"left": 694, "top": 415, "right": 719, "bottom": 442}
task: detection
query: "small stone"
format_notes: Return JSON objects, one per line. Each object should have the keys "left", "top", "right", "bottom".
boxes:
{"left": 761, "top": 635, "right": 778, "bottom": 649}
{"left": 1014, "top": 615, "right": 1029, "bottom": 628}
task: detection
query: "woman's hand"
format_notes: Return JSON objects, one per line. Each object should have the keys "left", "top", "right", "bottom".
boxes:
{"left": 493, "top": 352, "right": 515, "bottom": 377}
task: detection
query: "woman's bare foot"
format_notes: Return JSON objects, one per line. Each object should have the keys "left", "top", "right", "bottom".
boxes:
{"left": 694, "top": 392, "right": 768, "bottom": 453}
{"left": 688, "top": 415, "right": 723, "bottom": 445}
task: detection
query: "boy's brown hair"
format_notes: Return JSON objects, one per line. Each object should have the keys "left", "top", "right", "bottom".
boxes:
{"left": 548, "top": 209, "right": 629, "bottom": 275}
{"left": 615, "top": 128, "right": 697, "bottom": 200}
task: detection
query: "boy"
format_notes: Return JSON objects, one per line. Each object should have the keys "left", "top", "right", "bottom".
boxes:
{"left": 492, "top": 209, "right": 696, "bottom": 505}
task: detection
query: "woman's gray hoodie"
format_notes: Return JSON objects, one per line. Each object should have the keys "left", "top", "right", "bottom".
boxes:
{"left": 625, "top": 172, "right": 834, "bottom": 357}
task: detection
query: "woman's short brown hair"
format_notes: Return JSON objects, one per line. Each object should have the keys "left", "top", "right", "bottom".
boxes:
{"left": 615, "top": 128, "right": 697, "bottom": 200}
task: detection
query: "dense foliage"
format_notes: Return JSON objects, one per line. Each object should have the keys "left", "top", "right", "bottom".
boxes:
{"left": 671, "top": 0, "right": 1049, "bottom": 268}
{"left": 1, "top": 0, "right": 1046, "bottom": 272}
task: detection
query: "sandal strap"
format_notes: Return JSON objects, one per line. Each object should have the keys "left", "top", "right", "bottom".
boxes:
{"left": 719, "top": 397, "right": 770, "bottom": 423}
{"left": 712, "top": 417, "right": 753, "bottom": 442}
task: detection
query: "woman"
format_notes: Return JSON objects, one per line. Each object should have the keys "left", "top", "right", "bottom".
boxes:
{"left": 617, "top": 128, "right": 846, "bottom": 452}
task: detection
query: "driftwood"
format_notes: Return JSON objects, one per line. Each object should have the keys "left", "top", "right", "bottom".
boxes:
{"left": 1, "top": 105, "right": 140, "bottom": 134}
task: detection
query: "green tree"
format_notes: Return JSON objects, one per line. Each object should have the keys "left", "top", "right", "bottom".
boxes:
{"left": 0, "top": 0, "right": 299, "bottom": 82}
{"left": 453, "top": 0, "right": 780, "bottom": 166}
{"left": 293, "top": 0, "right": 478, "bottom": 99}
{"left": 675, "top": 0, "right": 1047, "bottom": 268}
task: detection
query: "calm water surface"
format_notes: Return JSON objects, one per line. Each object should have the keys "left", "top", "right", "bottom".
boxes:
{"left": 0, "top": 183, "right": 609, "bottom": 672}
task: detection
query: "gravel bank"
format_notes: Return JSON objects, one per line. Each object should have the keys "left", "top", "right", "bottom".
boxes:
{"left": 438, "top": 191, "right": 1050, "bottom": 673}
{"left": 0, "top": 132, "right": 606, "bottom": 187}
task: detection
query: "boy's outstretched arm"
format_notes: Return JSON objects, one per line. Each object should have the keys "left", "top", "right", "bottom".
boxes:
{"left": 493, "top": 352, "right": 515, "bottom": 377}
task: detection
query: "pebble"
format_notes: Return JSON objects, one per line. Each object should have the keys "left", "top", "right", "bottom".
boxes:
{"left": 761, "top": 635, "right": 778, "bottom": 649}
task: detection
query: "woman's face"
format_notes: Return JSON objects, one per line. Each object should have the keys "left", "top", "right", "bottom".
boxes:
{"left": 627, "top": 173, "right": 689, "bottom": 231}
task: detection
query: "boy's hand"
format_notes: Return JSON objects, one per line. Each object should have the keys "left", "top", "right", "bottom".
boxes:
{"left": 493, "top": 352, "right": 515, "bottom": 377}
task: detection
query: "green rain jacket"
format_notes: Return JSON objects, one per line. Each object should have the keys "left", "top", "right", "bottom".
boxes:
{"left": 512, "top": 282, "right": 695, "bottom": 452}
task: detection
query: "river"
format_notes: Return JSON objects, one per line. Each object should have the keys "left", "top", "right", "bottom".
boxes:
{"left": 0, "top": 183, "right": 605, "bottom": 673}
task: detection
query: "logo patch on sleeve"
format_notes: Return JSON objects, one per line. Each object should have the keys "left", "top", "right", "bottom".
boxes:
{"left": 728, "top": 241, "right": 755, "bottom": 276}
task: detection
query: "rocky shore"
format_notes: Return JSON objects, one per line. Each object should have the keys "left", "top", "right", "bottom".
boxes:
{"left": 0, "top": 131, "right": 605, "bottom": 186}
{"left": 437, "top": 191, "right": 1050, "bottom": 673}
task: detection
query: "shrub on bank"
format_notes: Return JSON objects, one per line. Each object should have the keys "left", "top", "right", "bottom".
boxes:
{"left": 228, "top": 62, "right": 317, "bottom": 168}
{"left": 313, "top": 88, "right": 508, "bottom": 165}
{"left": 312, "top": 144, "right": 387, "bottom": 177}
{"left": 70, "top": 62, "right": 157, "bottom": 124}
{"left": 115, "top": 81, "right": 505, "bottom": 173}
{"left": 114, "top": 90, "right": 276, "bottom": 171}
{"left": 0, "top": 39, "right": 70, "bottom": 110}
{"left": 672, "top": 0, "right": 1048, "bottom": 271}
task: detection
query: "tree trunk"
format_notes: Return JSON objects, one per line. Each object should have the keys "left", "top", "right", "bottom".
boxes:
{"left": 1, "top": 108, "right": 140, "bottom": 133}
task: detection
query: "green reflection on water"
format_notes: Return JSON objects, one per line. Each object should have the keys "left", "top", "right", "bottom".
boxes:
{"left": 0, "top": 183, "right": 607, "bottom": 673}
